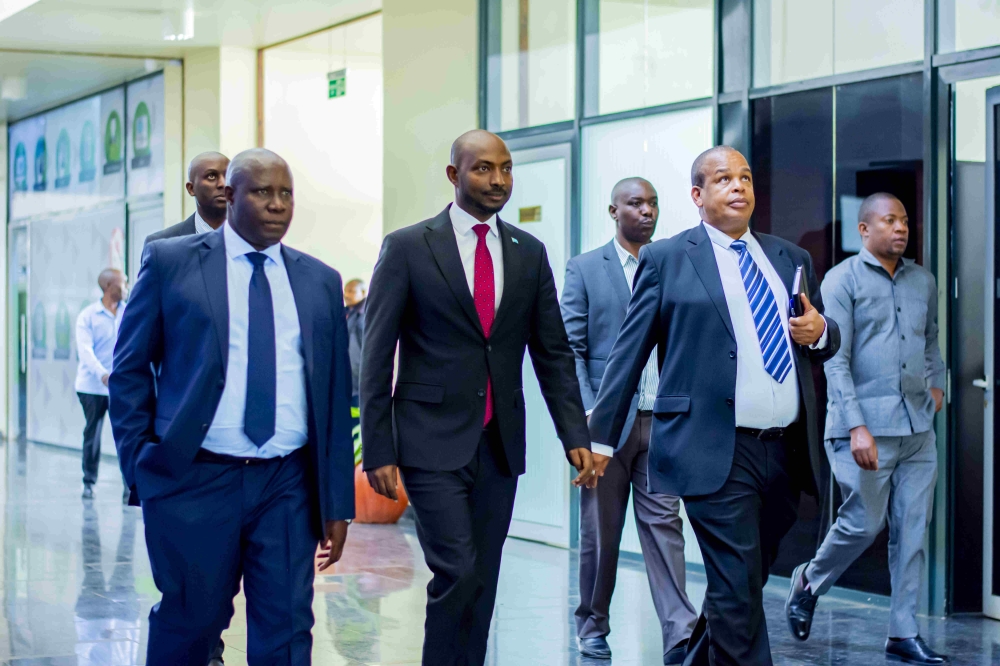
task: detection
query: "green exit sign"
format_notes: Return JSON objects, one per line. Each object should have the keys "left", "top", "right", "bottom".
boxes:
{"left": 328, "top": 69, "right": 347, "bottom": 98}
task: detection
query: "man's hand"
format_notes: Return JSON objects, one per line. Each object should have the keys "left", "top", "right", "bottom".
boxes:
{"left": 366, "top": 465, "right": 399, "bottom": 501}
{"left": 593, "top": 453, "right": 612, "bottom": 479}
{"left": 568, "top": 448, "right": 597, "bottom": 489}
{"left": 931, "top": 387, "right": 944, "bottom": 413}
{"left": 101, "top": 374, "right": 110, "bottom": 387}
{"left": 850, "top": 425, "right": 878, "bottom": 471}
{"left": 789, "top": 294, "right": 825, "bottom": 346}
{"left": 316, "top": 520, "right": 350, "bottom": 572}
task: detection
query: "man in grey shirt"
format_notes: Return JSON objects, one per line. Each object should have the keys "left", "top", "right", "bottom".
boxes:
{"left": 785, "top": 193, "right": 948, "bottom": 666}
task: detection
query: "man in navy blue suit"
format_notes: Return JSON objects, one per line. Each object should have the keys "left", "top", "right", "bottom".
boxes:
{"left": 589, "top": 147, "right": 840, "bottom": 665}
{"left": 109, "top": 148, "right": 354, "bottom": 665}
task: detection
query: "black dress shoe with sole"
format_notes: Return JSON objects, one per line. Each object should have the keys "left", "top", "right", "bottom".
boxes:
{"left": 785, "top": 562, "right": 819, "bottom": 641}
{"left": 885, "top": 636, "right": 949, "bottom": 664}
{"left": 579, "top": 636, "right": 612, "bottom": 659}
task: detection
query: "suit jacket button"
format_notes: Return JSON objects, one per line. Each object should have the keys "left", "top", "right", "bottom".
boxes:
{"left": 486, "top": 345, "right": 492, "bottom": 352}
{"left": 478, "top": 389, "right": 486, "bottom": 397}
{"left": 729, "top": 351, "right": 736, "bottom": 359}
{"left": 726, "top": 398, "right": 734, "bottom": 407}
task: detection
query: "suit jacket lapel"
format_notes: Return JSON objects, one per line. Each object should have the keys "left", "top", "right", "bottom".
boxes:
{"left": 491, "top": 219, "right": 521, "bottom": 331}
{"left": 198, "top": 229, "right": 229, "bottom": 371}
{"left": 425, "top": 207, "right": 484, "bottom": 336}
{"left": 602, "top": 241, "right": 631, "bottom": 312}
{"left": 685, "top": 224, "right": 736, "bottom": 342}
{"left": 755, "top": 232, "right": 796, "bottom": 295}
{"left": 283, "top": 246, "right": 329, "bottom": 443}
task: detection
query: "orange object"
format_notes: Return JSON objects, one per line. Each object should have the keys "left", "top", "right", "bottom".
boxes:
{"left": 354, "top": 464, "right": 409, "bottom": 524}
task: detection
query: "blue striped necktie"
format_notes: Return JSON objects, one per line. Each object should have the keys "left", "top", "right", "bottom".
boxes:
{"left": 730, "top": 240, "right": 792, "bottom": 383}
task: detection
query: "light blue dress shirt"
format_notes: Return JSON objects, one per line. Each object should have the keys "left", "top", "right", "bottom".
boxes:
{"left": 74, "top": 300, "right": 124, "bottom": 396}
{"left": 200, "top": 223, "right": 308, "bottom": 458}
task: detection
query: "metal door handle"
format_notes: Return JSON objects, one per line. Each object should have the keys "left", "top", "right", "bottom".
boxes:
{"left": 974, "top": 377, "right": 990, "bottom": 389}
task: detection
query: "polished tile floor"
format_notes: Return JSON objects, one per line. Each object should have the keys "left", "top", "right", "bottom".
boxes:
{"left": 3, "top": 440, "right": 1000, "bottom": 665}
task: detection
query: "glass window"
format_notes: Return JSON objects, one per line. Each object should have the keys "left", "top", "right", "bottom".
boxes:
{"left": 753, "top": 0, "right": 923, "bottom": 88}
{"left": 486, "top": 0, "right": 577, "bottom": 131}
{"left": 580, "top": 106, "right": 713, "bottom": 253}
{"left": 585, "top": 0, "right": 714, "bottom": 117}
{"left": 939, "top": 1, "right": 1000, "bottom": 54}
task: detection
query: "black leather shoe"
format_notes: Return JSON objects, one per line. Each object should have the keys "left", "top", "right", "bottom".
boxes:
{"left": 885, "top": 636, "right": 949, "bottom": 664}
{"left": 664, "top": 639, "right": 688, "bottom": 664}
{"left": 785, "top": 562, "right": 818, "bottom": 641}
{"left": 579, "top": 636, "right": 611, "bottom": 659}
{"left": 82, "top": 485, "right": 94, "bottom": 500}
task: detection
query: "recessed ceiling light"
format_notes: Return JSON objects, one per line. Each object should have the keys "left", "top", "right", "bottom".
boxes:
{"left": 0, "top": 0, "right": 41, "bottom": 23}
{"left": 162, "top": 5, "right": 194, "bottom": 41}
{"left": 1, "top": 76, "right": 27, "bottom": 101}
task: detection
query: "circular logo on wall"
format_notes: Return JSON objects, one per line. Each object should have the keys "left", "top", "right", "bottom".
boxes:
{"left": 131, "top": 101, "right": 152, "bottom": 169}
{"left": 54, "top": 303, "right": 71, "bottom": 360}
{"left": 13, "top": 142, "right": 28, "bottom": 192}
{"left": 33, "top": 137, "right": 47, "bottom": 192}
{"left": 104, "top": 110, "right": 123, "bottom": 175}
{"left": 80, "top": 121, "right": 96, "bottom": 183}
{"left": 55, "top": 129, "right": 71, "bottom": 189}
{"left": 31, "top": 301, "right": 46, "bottom": 359}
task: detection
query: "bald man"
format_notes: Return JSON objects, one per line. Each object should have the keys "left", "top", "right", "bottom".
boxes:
{"left": 75, "top": 268, "right": 127, "bottom": 499}
{"left": 145, "top": 151, "right": 230, "bottom": 245}
{"left": 589, "top": 146, "right": 840, "bottom": 665}
{"left": 785, "top": 193, "right": 948, "bottom": 665}
{"left": 111, "top": 149, "right": 354, "bottom": 664}
{"left": 562, "top": 177, "right": 696, "bottom": 663}
{"left": 361, "top": 130, "right": 592, "bottom": 666}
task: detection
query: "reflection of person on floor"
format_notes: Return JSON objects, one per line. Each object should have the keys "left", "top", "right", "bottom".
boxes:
{"left": 74, "top": 503, "right": 141, "bottom": 665}
{"left": 561, "top": 177, "right": 697, "bottom": 664}
{"left": 75, "top": 268, "right": 127, "bottom": 500}
{"left": 785, "top": 193, "right": 949, "bottom": 666}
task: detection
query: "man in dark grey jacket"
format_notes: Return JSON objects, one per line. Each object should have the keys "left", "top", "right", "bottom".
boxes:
{"left": 144, "top": 152, "right": 229, "bottom": 246}
{"left": 562, "top": 178, "right": 696, "bottom": 664}
{"left": 785, "top": 193, "right": 948, "bottom": 666}
{"left": 344, "top": 278, "right": 367, "bottom": 404}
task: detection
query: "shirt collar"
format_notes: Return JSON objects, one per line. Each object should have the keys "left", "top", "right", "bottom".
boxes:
{"left": 612, "top": 236, "right": 637, "bottom": 267}
{"left": 223, "top": 222, "right": 283, "bottom": 264}
{"left": 450, "top": 202, "right": 498, "bottom": 238}
{"left": 96, "top": 300, "right": 117, "bottom": 318}
{"left": 194, "top": 210, "right": 223, "bottom": 235}
{"left": 858, "top": 246, "right": 910, "bottom": 276}
{"left": 702, "top": 220, "right": 752, "bottom": 250}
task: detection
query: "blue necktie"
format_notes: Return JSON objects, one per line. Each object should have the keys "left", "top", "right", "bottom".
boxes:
{"left": 730, "top": 240, "right": 792, "bottom": 383}
{"left": 244, "top": 252, "right": 276, "bottom": 447}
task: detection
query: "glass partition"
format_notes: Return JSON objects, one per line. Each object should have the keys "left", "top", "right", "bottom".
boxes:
{"left": 939, "top": 0, "right": 1000, "bottom": 54}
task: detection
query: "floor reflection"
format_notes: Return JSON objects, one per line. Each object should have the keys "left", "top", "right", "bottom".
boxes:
{"left": 1, "top": 440, "right": 999, "bottom": 665}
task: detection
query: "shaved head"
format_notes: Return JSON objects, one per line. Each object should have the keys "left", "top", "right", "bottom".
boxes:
{"left": 188, "top": 151, "right": 228, "bottom": 181}
{"left": 450, "top": 130, "right": 509, "bottom": 170}
{"left": 224, "top": 148, "right": 294, "bottom": 250}
{"left": 226, "top": 148, "right": 290, "bottom": 193}
{"left": 858, "top": 192, "right": 903, "bottom": 225}
{"left": 97, "top": 268, "right": 122, "bottom": 291}
{"left": 611, "top": 177, "right": 655, "bottom": 205}
{"left": 691, "top": 145, "right": 742, "bottom": 188}
{"left": 97, "top": 268, "right": 126, "bottom": 304}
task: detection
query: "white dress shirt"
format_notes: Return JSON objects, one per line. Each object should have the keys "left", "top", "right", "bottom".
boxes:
{"left": 703, "top": 222, "right": 821, "bottom": 429}
{"left": 450, "top": 203, "right": 504, "bottom": 311}
{"left": 200, "top": 223, "right": 308, "bottom": 458}
{"left": 74, "top": 300, "right": 124, "bottom": 396}
{"left": 591, "top": 238, "right": 661, "bottom": 457}
{"left": 194, "top": 210, "right": 220, "bottom": 235}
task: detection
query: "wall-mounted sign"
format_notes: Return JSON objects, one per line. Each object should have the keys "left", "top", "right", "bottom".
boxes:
{"left": 328, "top": 68, "right": 347, "bottom": 98}
{"left": 31, "top": 301, "right": 46, "bottom": 359}
{"left": 519, "top": 205, "right": 542, "bottom": 223}
{"left": 132, "top": 101, "right": 151, "bottom": 168}
{"left": 80, "top": 121, "right": 96, "bottom": 183}
{"left": 13, "top": 142, "right": 27, "bottom": 192}
{"left": 54, "top": 303, "right": 72, "bottom": 360}
{"left": 55, "top": 129, "right": 71, "bottom": 189}
{"left": 104, "top": 110, "right": 123, "bottom": 175}
{"left": 33, "top": 137, "right": 47, "bottom": 191}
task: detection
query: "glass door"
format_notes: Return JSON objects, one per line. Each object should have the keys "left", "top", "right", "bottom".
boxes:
{"left": 983, "top": 85, "right": 1000, "bottom": 619}
{"left": 503, "top": 143, "right": 574, "bottom": 548}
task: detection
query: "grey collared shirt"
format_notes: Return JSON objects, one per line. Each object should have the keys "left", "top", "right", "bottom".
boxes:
{"left": 820, "top": 247, "right": 945, "bottom": 439}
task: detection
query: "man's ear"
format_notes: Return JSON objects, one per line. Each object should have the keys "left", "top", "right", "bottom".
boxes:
{"left": 608, "top": 204, "right": 617, "bottom": 222}
{"left": 185, "top": 182, "right": 195, "bottom": 197}
{"left": 690, "top": 186, "right": 703, "bottom": 208}
{"left": 446, "top": 165, "right": 459, "bottom": 187}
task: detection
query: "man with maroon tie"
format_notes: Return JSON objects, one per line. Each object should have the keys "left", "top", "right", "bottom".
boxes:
{"left": 361, "top": 129, "right": 594, "bottom": 666}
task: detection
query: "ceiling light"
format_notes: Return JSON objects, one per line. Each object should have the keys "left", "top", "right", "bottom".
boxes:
{"left": 1, "top": 77, "right": 26, "bottom": 101}
{"left": 0, "top": 0, "right": 40, "bottom": 23}
{"left": 162, "top": 5, "right": 194, "bottom": 41}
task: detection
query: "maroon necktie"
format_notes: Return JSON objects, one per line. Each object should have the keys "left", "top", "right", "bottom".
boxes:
{"left": 473, "top": 224, "right": 495, "bottom": 425}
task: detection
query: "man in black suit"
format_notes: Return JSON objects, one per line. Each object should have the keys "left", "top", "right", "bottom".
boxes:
{"left": 110, "top": 149, "right": 354, "bottom": 664}
{"left": 361, "top": 129, "right": 594, "bottom": 666}
{"left": 144, "top": 151, "right": 229, "bottom": 245}
{"left": 589, "top": 146, "right": 841, "bottom": 666}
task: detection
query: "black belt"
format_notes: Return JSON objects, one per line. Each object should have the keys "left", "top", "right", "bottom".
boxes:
{"left": 736, "top": 426, "right": 787, "bottom": 441}
{"left": 637, "top": 410, "right": 653, "bottom": 417}
{"left": 194, "top": 446, "right": 306, "bottom": 466}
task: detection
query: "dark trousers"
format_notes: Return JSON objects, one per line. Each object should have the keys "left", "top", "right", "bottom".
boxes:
{"left": 77, "top": 392, "right": 109, "bottom": 486}
{"left": 400, "top": 425, "right": 518, "bottom": 666}
{"left": 682, "top": 432, "right": 799, "bottom": 666}
{"left": 142, "top": 447, "right": 318, "bottom": 666}
{"left": 576, "top": 412, "right": 697, "bottom": 655}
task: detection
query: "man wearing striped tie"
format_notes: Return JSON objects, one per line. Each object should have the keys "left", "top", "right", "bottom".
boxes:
{"left": 588, "top": 146, "right": 841, "bottom": 665}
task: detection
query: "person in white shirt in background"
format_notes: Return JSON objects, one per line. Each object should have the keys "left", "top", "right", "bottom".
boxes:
{"left": 75, "top": 267, "right": 127, "bottom": 500}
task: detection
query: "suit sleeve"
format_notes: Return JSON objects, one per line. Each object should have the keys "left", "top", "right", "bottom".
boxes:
{"left": 527, "top": 246, "right": 591, "bottom": 454}
{"left": 589, "top": 247, "right": 662, "bottom": 447}
{"left": 108, "top": 243, "right": 164, "bottom": 495}
{"left": 560, "top": 258, "right": 595, "bottom": 411}
{"left": 803, "top": 252, "right": 841, "bottom": 362}
{"left": 327, "top": 272, "right": 357, "bottom": 522}
{"left": 360, "top": 234, "right": 408, "bottom": 470}
{"left": 820, "top": 270, "right": 864, "bottom": 430}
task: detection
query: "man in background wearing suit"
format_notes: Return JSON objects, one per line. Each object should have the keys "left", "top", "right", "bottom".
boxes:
{"left": 562, "top": 177, "right": 696, "bottom": 664}
{"left": 361, "top": 129, "right": 594, "bottom": 666}
{"left": 110, "top": 149, "right": 354, "bottom": 665}
{"left": 144, "top": 151, "right": 229, "bottom": 245}
{"left": 589, "top": 146, "right": 841, "bottom": 665}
